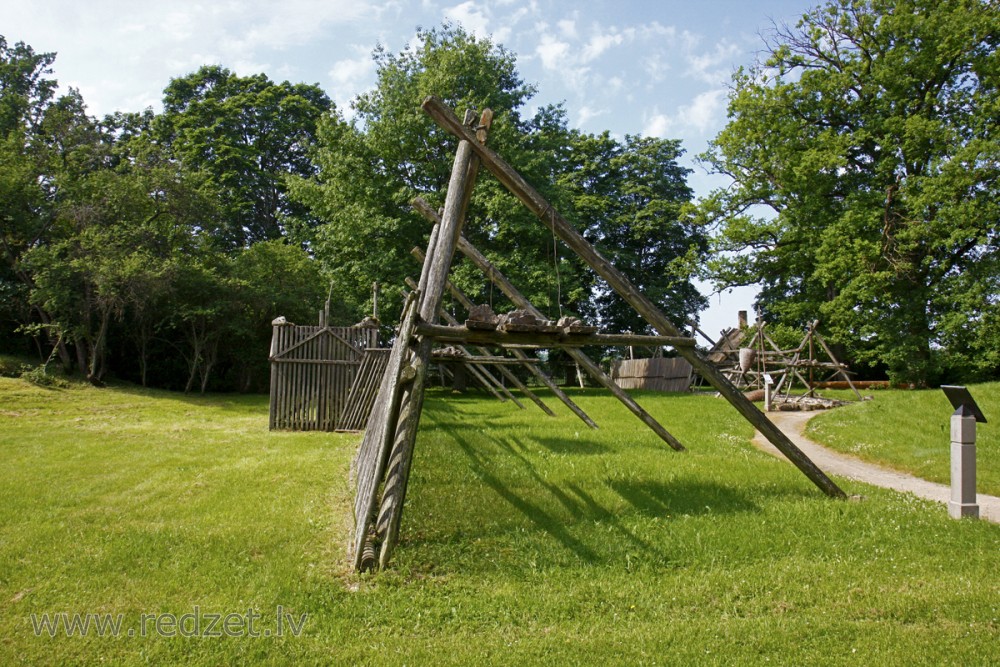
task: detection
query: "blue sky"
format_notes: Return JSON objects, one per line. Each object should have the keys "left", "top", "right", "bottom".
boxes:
{"left": 3, "top": 0, "right": 820, "bottom": 336}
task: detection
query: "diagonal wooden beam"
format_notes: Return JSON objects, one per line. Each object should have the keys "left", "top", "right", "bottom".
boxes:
{"left": 422, "top": 96, "right": 845, "bottom": 498}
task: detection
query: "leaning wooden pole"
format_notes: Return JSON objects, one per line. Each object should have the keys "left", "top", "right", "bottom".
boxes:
{"left": 423, "top": 96, "right": 845, "bottom": 498}
{"left": 374, "top": 110, "right": 492, "bottom": 570}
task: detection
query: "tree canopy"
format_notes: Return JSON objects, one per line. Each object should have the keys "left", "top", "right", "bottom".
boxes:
{"left": 700, "top": 0, "right": 1000, "bottom": 384}
{"left": 291, "top": 24, "right": 705, "bottom": 340}
{"left": 0, "top": 24, "right": 706, "bottom": 390}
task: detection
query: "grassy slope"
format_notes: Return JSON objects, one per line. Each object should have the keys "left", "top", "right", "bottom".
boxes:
{"left": 0, "top": 378, "right": 997, "bottom": 665}
{"left": 806, "top": 383, "right": 999, "bottom": 497}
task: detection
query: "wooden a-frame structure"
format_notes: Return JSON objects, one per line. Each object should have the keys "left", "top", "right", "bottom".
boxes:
{"left": 349, "top": 99, "right": 846, "bottom": 572}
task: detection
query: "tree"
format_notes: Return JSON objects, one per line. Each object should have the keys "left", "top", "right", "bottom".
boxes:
{"left": 157, "top": 66, "right": 332, "bottom": 248}
{"left": 0, "top": 36, "right": 58, "bottom": 355}
{"left": 291, "top": 24, "right": 550, "bottom": 324}
{"left": 700, "top": 0, "right": 1000, "bottom": 384}
{"left": 559, "top": 132, "right": 705, "bottom": 335}
{"left": 294, "top": 23, "right": 706, "bottom": 335}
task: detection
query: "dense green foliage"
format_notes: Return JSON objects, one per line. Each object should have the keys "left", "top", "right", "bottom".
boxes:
{"left": 0, "top": 37, "right": 327, "bottom": 391}
{"left": 701, "top": 0, "right": 1000, "bottom": 384}
{"left": 1, "top": 25, "right": 705, "bottom": 390}
{"left": 5, "top": 0, "right": 999, "bottom": 389}
{"left": 2, "top": 379, "right": 998, "bottom": 664}
{"left": 290, "top": 25, "right": 705, "bottom": 332}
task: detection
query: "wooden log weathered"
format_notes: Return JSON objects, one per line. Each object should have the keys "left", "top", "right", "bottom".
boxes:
{"left": 374, "top": 110, "right": 489, "bottom": 571}
{"left": 409, "top": 225, "right": 597, "bottom": 429}
{"left": 413, "top": 321, "right": 696, "bottom": 350}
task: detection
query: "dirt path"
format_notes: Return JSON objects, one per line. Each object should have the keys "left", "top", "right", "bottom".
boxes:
{"left": 754, "top": 411, "right": 1000, "bottom": 524}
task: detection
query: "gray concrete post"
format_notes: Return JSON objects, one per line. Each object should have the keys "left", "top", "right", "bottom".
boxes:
{"left": 949, "top": 410, "right": 979, "bottom": 519}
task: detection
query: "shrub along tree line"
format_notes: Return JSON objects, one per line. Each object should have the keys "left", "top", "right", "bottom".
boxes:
{"left": 0, "top": 26, "right": 706, "bottom": 391}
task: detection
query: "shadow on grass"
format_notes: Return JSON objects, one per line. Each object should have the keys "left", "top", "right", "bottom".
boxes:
{"left": 455, "top": 436, "right": 601, "bottom": 562}
{"left": 442, "top": 426, "right": 764, "bottom": 567}
{"left": 530, "top": 435, "right": 609, "bottom": 455}
{"left": 605, "top": 478, "right": 759, "bottom": 517}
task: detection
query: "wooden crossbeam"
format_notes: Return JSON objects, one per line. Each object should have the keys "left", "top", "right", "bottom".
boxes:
{"left": 414, "top": 321, "right": 696, "bottom": 349}
{"left": 402, "top": 280, "right": 524, "bottom": 407}
{"left": 409, "top": 246, "right": 594, "bottom": 428}
{"left": 413, "top": 197, "right": 686, "bottom": 451}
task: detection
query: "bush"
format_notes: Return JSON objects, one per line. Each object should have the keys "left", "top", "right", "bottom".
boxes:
{"left": 19, "top": 364, "right": 69, "bottom": 388}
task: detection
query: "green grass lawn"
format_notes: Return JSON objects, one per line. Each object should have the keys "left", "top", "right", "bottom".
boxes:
{"left": 1, "top": 378, "right": 998, "bottom": 665}
{"left": 806, "top": 382, "right": 1000, "bottom": 496}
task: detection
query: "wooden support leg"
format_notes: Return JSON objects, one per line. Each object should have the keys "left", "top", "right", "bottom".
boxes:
{"left": 373, "top": 111, "right": 490, "bottom": 570}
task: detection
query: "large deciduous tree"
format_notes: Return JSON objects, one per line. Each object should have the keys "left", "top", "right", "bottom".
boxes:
{"left": 158, "top": 65, "right": 332, "bottom": 248}
{"left": 701, "top": 0, "right": 999, "bottom": 384}
{"left": 293, "top": 23, "right": 704, "bottom": 336}
{"left": 560, "top": 132, "right": 706, "bottom": 334}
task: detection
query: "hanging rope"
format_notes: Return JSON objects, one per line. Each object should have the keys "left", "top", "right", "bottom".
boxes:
{"left": 549, "top": 208, "right": 564, "bottom": 319}
{"left": 489, "top": 266, "right": 494, "bottom": 311}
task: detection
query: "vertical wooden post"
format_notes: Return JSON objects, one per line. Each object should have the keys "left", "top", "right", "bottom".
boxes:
{"left": 375, "top": 109, "right": 491, "bottom": 570}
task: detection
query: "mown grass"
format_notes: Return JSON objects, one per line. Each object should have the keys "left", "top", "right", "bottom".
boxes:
{"left": 1, "top": 378, "right": 997, "bottom": 665}
{"left": 806, "top": 383, "right": 1000, "bottom": 496}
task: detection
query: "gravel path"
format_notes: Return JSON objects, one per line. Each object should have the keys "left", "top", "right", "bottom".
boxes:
{"left": 753, "top": 410, "right": 1000, "bottom": 524}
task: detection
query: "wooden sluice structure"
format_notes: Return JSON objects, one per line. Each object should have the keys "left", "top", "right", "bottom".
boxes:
{"left": 348, "top": 99, "right": 846, "bottom": 573}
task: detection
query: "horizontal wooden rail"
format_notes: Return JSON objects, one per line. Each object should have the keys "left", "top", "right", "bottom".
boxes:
{"left": 414, "top": 321, "right": 697, "bottom": 349}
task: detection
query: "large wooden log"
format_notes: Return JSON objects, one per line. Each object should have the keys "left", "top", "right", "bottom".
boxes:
{"left": 422, "top": 96, "right": 845, "bottom": 498}
{"left": 350, "top": 291, "right": 420, "bottom": 571}
{"left": 406, "top": 276, "right": 546, "bottom": 414}
{"left": 375, "top": 110, "right": 490, "bottom": 570}
{"left": 413, "top": 321, "right": 696, "bottom": 349}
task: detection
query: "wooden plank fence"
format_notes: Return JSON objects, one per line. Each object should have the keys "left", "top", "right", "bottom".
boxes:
{"left": 269, "top": 322, "right": 382, "bottom": 431}
{"left": 339, "top": 348, "right": 392, "bottom": 431}
{"left": 611, "top": 357, "right": 693, "bottom": 392}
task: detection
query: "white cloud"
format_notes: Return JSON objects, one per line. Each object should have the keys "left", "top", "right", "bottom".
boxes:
{"left": 643, "top": 88, "right": 726, "bottom": 138}
{"left": 643, "top": 111, "right": 674, "bottom": 138}
{"left": 686, "top": 39, "right": 741, "bottom": 85}
{"left": 642, "top": 53, "right": 670, "bottom": 82}
{"left": 581, "top": 30, "right": 628, "bottom": 62}
{"left": 575, "top": 105, "right": 606, "bottom": 129}
{"left": 328, "top": 52, "right": 376, "bottom": 108}
{"left": 444, "top": 1, "right": 491, "bottom": 38}
{"left": 557, "top": 18, "right": 578, "bottom": 39}
{"left": 535, "top": 34, "right": 572, "bottom": 71}
{"left": 2, "top": 0, "right": 380, "bottom": 116}
{"left": 680, "top": 88, "right": 726, "bottom": 132}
